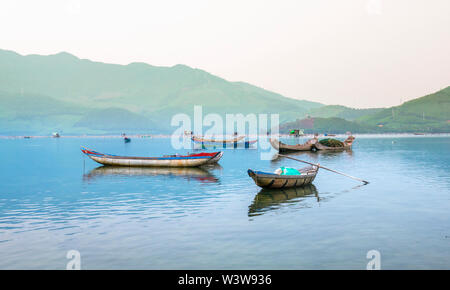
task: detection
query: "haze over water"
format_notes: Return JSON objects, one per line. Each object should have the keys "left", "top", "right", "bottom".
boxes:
{"left": 0, "top": 136, "right": 449, "bottom": 269}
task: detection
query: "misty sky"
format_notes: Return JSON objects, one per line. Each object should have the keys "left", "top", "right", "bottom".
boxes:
{"left": 1, "top": 0, "right": 449, "bottom": 108}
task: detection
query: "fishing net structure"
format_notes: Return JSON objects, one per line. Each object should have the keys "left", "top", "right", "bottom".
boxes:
{"left": 318, "top": 138, "right": 344, "bottom": 147}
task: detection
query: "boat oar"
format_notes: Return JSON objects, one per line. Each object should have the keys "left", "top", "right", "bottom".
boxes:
{"left": 278, "top": 154, "right": 369, "bottom": 185}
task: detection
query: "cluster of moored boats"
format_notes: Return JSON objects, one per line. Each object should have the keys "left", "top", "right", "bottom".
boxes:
{"left": 82, "top": 134, "right": 358, "bottom": 189}
{"left": 270, "top": 136, "right": 355, "bottom": 152}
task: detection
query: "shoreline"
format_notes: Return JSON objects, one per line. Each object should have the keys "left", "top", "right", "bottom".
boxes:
{"left": 1, "top": 133, "right": 450, "bottom": 139}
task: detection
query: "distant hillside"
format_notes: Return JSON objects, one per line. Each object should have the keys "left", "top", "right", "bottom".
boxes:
{"left": 0, "top": 49, "right": 323, "bottom": 134}
{"left": 306, "top": 105, "right": 383, "bottom": 121}
{"left": 280, "top": 117, "right": 377, "bottom": 134}
{"left": 74, "top": 108, "right": 156, "bottom": 133}
{"left": 279, "top": 87, "right": 450, "bottom": 134}
{"left": 1, "top": 49, "right": 448, "bottom": 134}
{"left": 0, "top": 91, "right": 87, "bottom": 135}
{"left": 358, "top": 86, "right": 450, "bottom": 132}
{"left": 0, "top": 91, "right": 159, "bottom": 135}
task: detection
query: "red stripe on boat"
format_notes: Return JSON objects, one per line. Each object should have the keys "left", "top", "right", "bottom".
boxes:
{"left": 183, "top": 152, "right": 218, "bottom": 157}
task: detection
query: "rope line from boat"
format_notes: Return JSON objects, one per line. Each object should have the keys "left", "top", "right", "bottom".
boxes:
{"left": 277, "top": 154, "right": 369, "bottom": 185}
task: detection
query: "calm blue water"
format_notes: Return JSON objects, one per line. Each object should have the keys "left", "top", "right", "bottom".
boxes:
{"left": 0, "top": 136, "right": 449, "bottom": 269}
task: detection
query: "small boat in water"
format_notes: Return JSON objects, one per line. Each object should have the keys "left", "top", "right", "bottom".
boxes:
{"left": 192, "top": 135, "right": 257, "bottom": 148}
{"left": 289, "top": 129, "right": 304, "bottom": 137}
{"left": 314, "top": 136, "right": 355, "bottom": 151}
{"left": 270, "top": 138, "right": 316, "bottom": 152}
{"left": 81, "top": 147, "right": 223, "bottom": 167}
{"left": 121, "top": 133, "right": 131, "bottom": 143}
{"left": 247, "top": 165, "right": 319, "bottom": 189}
{"left": 191, "top": 135, "right": 245, "bottom": 144}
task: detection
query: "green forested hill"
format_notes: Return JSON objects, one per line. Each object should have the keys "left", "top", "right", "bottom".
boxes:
{"left": 357, "top": 86, "right": 450, "bottom": 132}
{"left": 279, "top": 117, "right": 377, "bottom": 134}
{"left": 0, "top": 49, "right": 448, "bottom": 134}
{"left": 0, "top": 49, "right": 322, "bottom": 134}
{"left": 306, "top": 105, "right": 382, "bottom": 121}
{"left": 280, "top": 87, "right": 449, "bottom": 134}
{"left": 0, "top": 91, "right": 157, "bottom": 134}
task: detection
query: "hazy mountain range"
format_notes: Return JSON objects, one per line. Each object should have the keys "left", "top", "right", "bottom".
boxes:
{"left": 284, "top": 86, "right": 449, "bottom": 134}
{"left": 0, "top": 49, "right": 448, "bottom": 135}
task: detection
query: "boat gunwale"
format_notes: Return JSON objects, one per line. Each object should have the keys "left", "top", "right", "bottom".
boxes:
{"left": 248, "top": 167, "right": 318, "bottom": 180}
{"left": 81, "top": 147, "right": 222, "bottom": 161}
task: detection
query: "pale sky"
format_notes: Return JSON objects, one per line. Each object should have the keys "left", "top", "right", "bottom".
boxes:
{"left": 1, "top": 0, "right": 449, "bottom": 108}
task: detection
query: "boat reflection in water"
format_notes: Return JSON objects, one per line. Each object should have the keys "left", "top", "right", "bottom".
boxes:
{"left": 83, "top": 165, "right": 220, "bottom": 184}
{"left": 248, "top": 184, "right": 319, "bottom": 217}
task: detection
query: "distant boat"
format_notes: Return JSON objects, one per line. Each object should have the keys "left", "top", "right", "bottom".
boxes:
{"left": 121, "top": 133, "right": 131, "bottom": 142}
{"left": 413, "top": 133, "right": 425, "bottom": 135}
{"left": 270, "top": 138, "right": 316, "bottom": 152}
{"left": 247, "top": 165, "right": 319, "bottom": 189}
{"left": 24, "top": 136, "right": 32, "bottom": 139}
{"left": 191, "top": 135, "right": 245, "bottom": 144}
{"left": 289, "top": 129, "right": 304, "bottom": 137}
{"left": 191, "top": 135, "right": 257, "bottom": 148}
{"left": 81, "top": 147, "right": 223, "bottom": 167}
{"left": 52, "top": 132, "right": 60, "bottom": 138}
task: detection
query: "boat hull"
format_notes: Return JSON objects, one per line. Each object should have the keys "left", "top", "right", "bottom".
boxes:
{"left": 88, "top": 155, "right": 213, "bottom": 167}
{"left": 81, "top": 148, "right": 222, "bottom": 167}
{"left": 314, "top": 136, "right": 355, "bottom": 151}
{"left": 270, "top": 138, "right": 315, "bottom": 152}
{"left": 313, "top": 143, "right": 351, "bottom": 151}
{"left": 247, "top": 166, "right": 318, "bottom": 189}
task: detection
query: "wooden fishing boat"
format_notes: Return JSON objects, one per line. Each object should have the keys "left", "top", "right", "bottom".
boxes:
{"left": 124, "top": 137, "right": 131, "bottom": 143}
{"left": 193, "top": 139, "right": 257, "bottom": 149}
{"left": 313, "top": 136, "right": 355, "bottom": 151}
{"left": 81, "top": 147, "right": 223, "bottom": 167}
{"left": 192, "top": 135, "right": 257, "bottom": 148}
{"left": 247, "top": 165, "right": 319, "bottom": 189}
{"left": 191, "top": 135, "right": 249, "bottom": 144}
{"left": 269, "top": 138, "right": 316, "bottom": 152}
